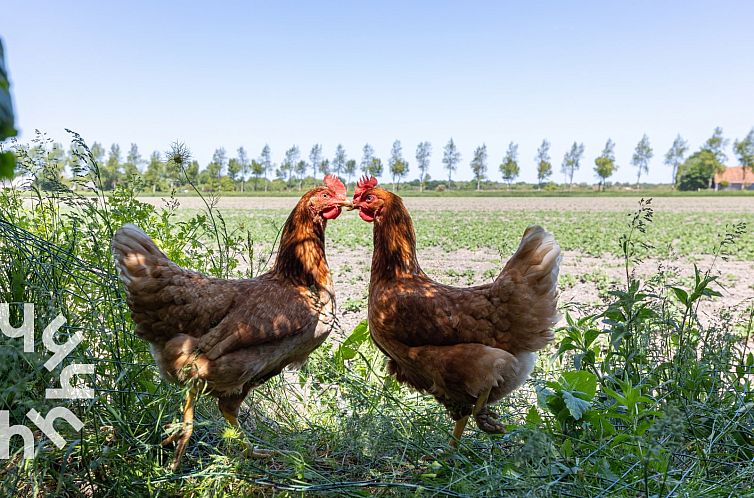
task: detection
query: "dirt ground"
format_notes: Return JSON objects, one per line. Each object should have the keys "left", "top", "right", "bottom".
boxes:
{"left": 138, "top": 195, "right": 754, "bottom": 213}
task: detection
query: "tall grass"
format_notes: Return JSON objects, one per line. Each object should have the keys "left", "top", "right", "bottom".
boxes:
{"left": 1, "top": 134, "right": 752, "bottom": 497}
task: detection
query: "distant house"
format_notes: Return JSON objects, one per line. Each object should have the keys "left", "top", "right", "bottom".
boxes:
{"left": 714, "top": 166, "right": 754, "bottom": 190}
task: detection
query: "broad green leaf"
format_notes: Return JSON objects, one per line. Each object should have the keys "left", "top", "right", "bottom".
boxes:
{"left": 562, "top": 390, "right": 591, "bottom": 420}
{"left": 584, "top": 328, "right": 600, "bottom": 348}
{"left": 525, "top": 405, "right": 542, "bottom": 426}
{"left": 670, "top": 287, "right": 688, "bottom": 306}
{"left": 333, "top": 320, "right": 370, "bottom": 366}
{"left": 560, "top": 370, "right": 598, "bottom": 400}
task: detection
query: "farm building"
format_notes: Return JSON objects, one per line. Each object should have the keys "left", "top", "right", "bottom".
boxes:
{"left": 714, "top": 166, "right": 754, "bottom": 190}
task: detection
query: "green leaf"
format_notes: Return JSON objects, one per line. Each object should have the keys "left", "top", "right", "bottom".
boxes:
{"left": 525, "top": 405, "right": 542, "bottom": 426}
{"left": 560, "top": 370, "right": 598, "bottom": 400}
{"left": 670, "top": 287, "right": 688, "bottom": 306}
{"left": 563, "top": 390, "right": 591, "bottom": 420}
{"left": 560, "top": 439, "right": 573, "bottom": 458}
{"left": 333, "top": 320, "right": 370, "bottom": 367}
{"left": 584, "top": 328, "right": 600, "bottom": 348}
{"left": 342, "top": 320, "right": 369, "bottom": 348}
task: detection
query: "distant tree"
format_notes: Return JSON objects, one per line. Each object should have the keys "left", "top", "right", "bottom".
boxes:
{"left": 38, "top": 142, "right": 66, "bottom": 189}
{"left": 90, "top": 142, "right": 105, "bottom": 166}
{"left": 631, "top": 134, "right": 653, "bottom": 187}
{"left": 319, "top": 159, "right": 330, "bottom": 175}
{"left": 733, "top": 127, "right": 754, "bottom": 186}
{"left": 499, "top": 142, "right": 519, "bottom": 189}
{"left": 676, "top": 150, "right": 720, "bottom": 191}
{"left": 66, "top": 143, "right": 87, "bottom": 178}
{"left": 236, "top": 146, "right": 249, "bottom": 192}
{"left": 703, "top": 126, "right": 729, "bottom": 164}
{"left": 184, "top": 159, "right": 199, "bottom": 185}
{"left": 388, "top": 140, "right": 408, "bottom": 190}
{"left": 594, "top": 139, "right": 617, "bottom": 191}
{"left": 227, "top": 158, "right": 241, "bottom": 188}
{"left": 415, "top": 141, "right": 432, "bottom": 192}
{"left": 442, "top": 138, "right": 461, "bottom": 187}
{"left": 368, "top": 157, "right": 383, "bottom": 177}
{"left": 206, "top": 147, "right": 226, "bottom": 189}
{"left": 664, "top": 134, "right": 688, "bottom": 189}
{"left": 250, "top": 159, "right": 264, "bottom": 190}
{"left": 124, "top": 143, "right": 143, "bottom": 179}
{"left": 103, "top": 143, "right": 122, "bottom": 190}
{"left": 470, "top": 144, "right": 487, "bottom": 191}
{"left": 360, "top": 144, "right": 375, "bottom": 176}
{"left": 344, "top": 159, "right": 357, "bottom": 185}
{"left": 309, "top": 144, "right": 323, "bottom": 179}
{"left": 144, "top": 151, "right": 164, "bottom": 192}
{"left": 282, "top": 146, "right": 300, "bottom": 187}
{"left": 294, "top": 159, "right": 307, "bottom": 190}
{"left": 535, "top": 139, "right": 552, "bottom": 188}
{"left": 332, "top": 144, "right": 347, "bottom": 178}
{"left": 259, "top": 144, "right": 272, "bottom": 191}
{"left": 561, "top": 142, "right": 584, "bottom": 190}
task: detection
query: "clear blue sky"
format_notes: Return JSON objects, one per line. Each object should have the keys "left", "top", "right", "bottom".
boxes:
{"left": 4, "top": 1, "right": 754, "bottom": 184}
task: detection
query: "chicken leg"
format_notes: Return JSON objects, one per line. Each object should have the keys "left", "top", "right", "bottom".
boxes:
{"left": 218, "top": 396, "right": 273, "bottom": 459}
{"left": 449, "top": 386, "right": 492, "bottom": 447}
{"left": 161, "top": 387, "right": 197, "bottom": 471}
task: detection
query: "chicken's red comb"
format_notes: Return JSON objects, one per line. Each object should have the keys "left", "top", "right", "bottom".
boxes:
{"left": 323, "top": 175, "right": 346, "bottom": 197}
{"left": 354, "top": 175, "right": 378, "bottom": 200}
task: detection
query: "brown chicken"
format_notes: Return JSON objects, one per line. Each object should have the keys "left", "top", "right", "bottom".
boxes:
{"left": 351, "top": 176, "right": 560, "bottom": 446}
{"left": 111, "top": 175, "right": 348, "bottom": 469}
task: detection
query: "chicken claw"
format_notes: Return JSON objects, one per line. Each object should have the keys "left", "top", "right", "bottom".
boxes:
{"left": 220, "top": 408, "right": 274, "bottom": 459}
{"left": 243, "top": 445, "right": 274, "bottom": 459}
{"left": 474, "top": 407, "right": 506, "bottom": 434}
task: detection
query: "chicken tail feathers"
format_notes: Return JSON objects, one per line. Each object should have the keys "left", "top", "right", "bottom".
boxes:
{"left": 112, "top": 224, "right": 170, "bottom": 288}
{"left": 495, "top": 225, "right": 561, "bottom": 351}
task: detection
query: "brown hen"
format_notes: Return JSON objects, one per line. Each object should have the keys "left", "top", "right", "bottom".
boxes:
{"left": 111, "top": 176, "right": 348, "bottom": 469}
{"left": 351, "top": 176, "right": 560, "bottom": 446}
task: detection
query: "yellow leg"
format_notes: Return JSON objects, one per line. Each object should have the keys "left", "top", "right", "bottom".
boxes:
{"left": 472, "top": 387, "right": 491, "bottom": 418}
{"left": 449, "top": 416, "right": 470, "bottom": 447}
{"left": 220, "top": 408, "right": 238, "bottom": 427}
{"left": 162, "top": 387, "right": 197, "bottom": 471}
{"left": 220, "top": 406, "right": 272, "bottom": 459}
{"left": 449, "top": 387, "right": 493, "bottom": 448}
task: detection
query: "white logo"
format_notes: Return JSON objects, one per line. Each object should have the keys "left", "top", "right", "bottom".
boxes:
{"left": 0, "top": 303, "right": 93, "bottom": 459}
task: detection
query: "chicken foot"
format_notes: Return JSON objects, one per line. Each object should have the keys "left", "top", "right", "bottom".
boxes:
{"left": 219, "top": 407, "right": 273, "bottom": 459}
{"left": 161, "top": 387, "right": 197, "bottom": 471}
{"left": 474, "top": 407, "right": 506, "bottom": 434}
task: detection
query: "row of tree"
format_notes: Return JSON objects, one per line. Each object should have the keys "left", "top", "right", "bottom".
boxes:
{"left": 19, "top": 127, "right": 754, "bottom": 192}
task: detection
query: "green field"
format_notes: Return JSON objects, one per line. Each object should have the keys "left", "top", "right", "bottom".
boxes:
{"left": 1, "top": 173, "right": 753, "bottom": 496}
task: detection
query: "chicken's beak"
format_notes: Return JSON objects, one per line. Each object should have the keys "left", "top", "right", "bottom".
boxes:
{"left": 346, "top": 200, "right": 358, "bottom": 211}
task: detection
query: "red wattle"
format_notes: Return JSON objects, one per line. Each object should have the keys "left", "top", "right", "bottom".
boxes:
{"left": 322, "top": 206, "right": 342, "bottom": 219}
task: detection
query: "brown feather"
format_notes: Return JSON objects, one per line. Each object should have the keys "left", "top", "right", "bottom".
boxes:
{"left": 111, "top": 183, "right": 343, "bottom": 404}
{"left": 363, "top": 188, "right": 560, "bottom": 421}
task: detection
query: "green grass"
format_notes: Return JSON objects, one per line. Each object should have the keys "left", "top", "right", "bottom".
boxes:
{"left": 173, "top": 207, "right": 754, "bottom": 260}
{"left": 1, "top": 140, "right": 753, "bottom": 497}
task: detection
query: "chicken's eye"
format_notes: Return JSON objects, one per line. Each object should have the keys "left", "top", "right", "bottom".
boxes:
{"left": 322, "top": 193, "right": 330, "bottom": 199}
{"left": 366, "top": 194, "right": 375, "bottom": 202}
